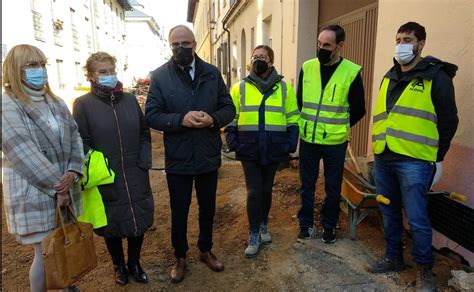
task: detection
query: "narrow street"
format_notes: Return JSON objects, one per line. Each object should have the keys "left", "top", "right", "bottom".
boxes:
{"left": 1, "top": 131, "right": 465, "bottom": 291}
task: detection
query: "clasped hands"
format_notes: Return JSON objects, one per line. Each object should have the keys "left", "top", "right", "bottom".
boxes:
{"left": 182, "top": 111, "right": 214, "bottom": 128}
{"left": 54, "top": 171, "right": 78, "bottom": 207}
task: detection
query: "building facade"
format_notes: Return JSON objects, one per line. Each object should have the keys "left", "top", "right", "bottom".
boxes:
{"left": 187, "top": 0, "right": 212, "bottom": 63}
{"left": 2, "top": 0, "right": 132, "bottom": 108}
{"left": 124, "top": 1, "right": 168, "bottom": 87}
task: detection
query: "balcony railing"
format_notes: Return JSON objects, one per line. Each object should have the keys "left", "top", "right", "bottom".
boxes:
{"left": 72, "top": 27, "right": 80, "bottom": 51}
{"left": 32, "top": 10, "right": 45, "bottom": 41}
{"left": 86, "top": 35, "right": 92, "bottom": 49}
{"left": 54, "top": 30, "right": 63, "bottom": 46}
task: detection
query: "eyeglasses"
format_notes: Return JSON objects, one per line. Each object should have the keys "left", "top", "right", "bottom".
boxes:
{"left": 94, "top": 69, "right": 117, "bottom": 76}
{"left": 22, "top": 61, "right": 47, "bottom": 69}
{"left": 170, "top": 41, "right": 194, "bottom": 49}
{"left": 251, "top": 55, "right": 269, "bottom": 62}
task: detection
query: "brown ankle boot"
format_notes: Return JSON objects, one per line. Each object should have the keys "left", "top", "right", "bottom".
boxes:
{"left": 416, "top": 264, "right": 436, "bottom": 292}
{"left": 171, "top": 258, "right": 186, "bottom": 283}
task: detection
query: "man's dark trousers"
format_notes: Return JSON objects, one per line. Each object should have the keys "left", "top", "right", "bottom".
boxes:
{"left": 298, "top": 140, "right": 347, "bottom": 230}
{"left": 166, "top": 170, "right": 218, "bottom": 258}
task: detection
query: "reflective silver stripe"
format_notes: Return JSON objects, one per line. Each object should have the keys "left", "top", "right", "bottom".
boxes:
{"left": 281, "top": 81, "right": 287, "bottom": 106}
{"left": 227, "top": 120, "right": 237, "bottom": 127}
{"left": 303, "top": 102, "right": 320, "bottom": 110}
{"left": 372, "top": 133, "right": 386, "bottom": 141}
{"left": 303, "top": 102, "right": 348, "bottom": 113}
{"left": 286, "top": 109, "right": 300, "bottom": 117}
{"left": 267, "top": 105, "right": 284, "bottom": 113}
{"left": 241, "top": 105, "right": 284, "bottom": 113}
{"left": 238, "top": 125, "right": 258, "bottom": 131}
{"left": 287, "top": 123, "right": 298, "bottom": 127}
{"left": 241, "top": 105, "right": 260, "bottom": 112}
{"left": 240, "top": 80, "right": 246, "bottom": 107}
{"left": 373, "top": 112, "right": 387, "bottom": 123}
{"left": 387, "top": 128, "right": 439, "bottom": 146}
{"left": 391, "top": 106, "right": 437, "bottom": 123}
{"left": 300, "top": 112, "right": 349, "bottom": 124}
{"left": 237, "top": 124, "right": 287, "bottom": 132}
{"left": 266, "top": 125, "right": 286, "bottom": 131}
{"left": 320, "top": 104, "right": 349, "bottom": 113}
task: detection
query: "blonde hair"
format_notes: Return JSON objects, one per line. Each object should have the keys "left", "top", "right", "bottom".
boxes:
{"left": 2, "top": 44, "right": 58, "bottom": 103}
{"left": 83, "top": 52, "right": 117, "bottom": 81}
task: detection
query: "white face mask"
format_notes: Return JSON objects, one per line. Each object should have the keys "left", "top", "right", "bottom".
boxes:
{"left": 394, "top": 44, "right": 416, "bottom": 65}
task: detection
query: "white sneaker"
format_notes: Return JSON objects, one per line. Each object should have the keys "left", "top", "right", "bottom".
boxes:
{"left": 245, "top": 232, "right": 262, "bottom": 257}
{"left": 260, "top": 224, "right": 272, "bottom": 244}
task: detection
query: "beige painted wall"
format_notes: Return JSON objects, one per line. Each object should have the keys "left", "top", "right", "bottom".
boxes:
{"left": 372, "top": 0, "right": 474, "bottom": 197}
{"left": 194, "top": 0, "right": 212, "bottom": 63}
{"left": 224, "top": 0, "right": 318, "bottom": 89}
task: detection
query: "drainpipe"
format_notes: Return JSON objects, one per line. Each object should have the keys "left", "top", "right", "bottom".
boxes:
{"left": 223, "top": 22, "right": 231, "bottom": 89}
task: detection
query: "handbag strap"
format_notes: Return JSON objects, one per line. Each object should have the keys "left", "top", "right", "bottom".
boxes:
{"left": 56, "top": 204, "right": 71, "bottom": 245}
{"left": 56, "top": 204, "right": 87, "bottom": 245}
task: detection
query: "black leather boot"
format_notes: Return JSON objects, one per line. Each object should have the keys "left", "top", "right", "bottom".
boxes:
{"left": 127, "top": 262, "right": 148, "bottom": 283}
{"left": 114, "top": 264, "right": 129, "bottom": 286}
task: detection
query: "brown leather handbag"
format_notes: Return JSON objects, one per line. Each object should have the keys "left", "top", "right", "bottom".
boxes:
{"left": 42, "top": 205, "right": 97, "bottom": 289}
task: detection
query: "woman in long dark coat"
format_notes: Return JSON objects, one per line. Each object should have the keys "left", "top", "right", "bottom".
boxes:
{"left": 73, "top": 52, "right": 154, "bottom": 286}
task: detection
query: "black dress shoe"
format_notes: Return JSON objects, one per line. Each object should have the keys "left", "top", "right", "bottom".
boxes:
{"left": 114, "top": 264, "right": 129, "bottom": 286}
{"left": 127, "top": 262, "right": 148, "bottom": 283}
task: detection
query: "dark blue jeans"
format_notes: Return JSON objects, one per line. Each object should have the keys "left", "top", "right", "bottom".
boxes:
{"left": 298, "top": 140, "right": 347, "bottom": 230}
{"left": 374, "top": 156, "right": 435, "bottom": 265}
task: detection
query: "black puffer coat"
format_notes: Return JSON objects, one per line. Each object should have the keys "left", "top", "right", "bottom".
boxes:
{"left": 145, "top": 56, "right": 235, "bottom": 175}
{"left": 73, "top": 91, "right": 154, "bottom": 238}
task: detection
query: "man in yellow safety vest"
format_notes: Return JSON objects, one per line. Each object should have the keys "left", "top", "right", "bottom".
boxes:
{"left": 368, "top": 22, "right": 459, "bottom": 292}
{"left": 297, "top": 25, "right": 366, "bottom": 243}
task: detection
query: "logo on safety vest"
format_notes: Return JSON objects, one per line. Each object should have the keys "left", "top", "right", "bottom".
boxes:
{"left": 410, "top": 79, "right": 425, "bottom": 93}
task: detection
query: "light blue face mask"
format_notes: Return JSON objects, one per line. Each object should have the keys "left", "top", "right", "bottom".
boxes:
{"left": 98, "top": 75, "right": 118, "bottom": 89}
{"left": 24, "top": 68, "right": 48, "bottom": 89}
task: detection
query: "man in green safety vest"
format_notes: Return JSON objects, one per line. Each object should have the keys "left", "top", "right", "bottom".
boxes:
{"left": 368, "top": 22, "right": 459, "bottom": 292}
{"left": 297, "top": 25, "right": 366, "bottom": 243}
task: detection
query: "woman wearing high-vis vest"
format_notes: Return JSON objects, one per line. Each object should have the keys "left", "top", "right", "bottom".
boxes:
{"left": 368, "top": 22, "right": 458, "bottom": 291}
{"left": 225, "top": 45, "right": 299, "bottom": 257}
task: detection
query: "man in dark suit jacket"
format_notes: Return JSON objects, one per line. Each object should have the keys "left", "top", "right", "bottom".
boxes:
{"left": 145, "top": 24, "right": 236, "bottom": 283}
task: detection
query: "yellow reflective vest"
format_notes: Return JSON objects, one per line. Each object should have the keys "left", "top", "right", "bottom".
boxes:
{"left": 299, "top": 58, "right": 361, "bottom": 144}
{"left": 372, "top": 77, "right": 439, "bottom": 162}
{"left": 77, "top": 150, "right": 115, "bottom": 229}
{"left": 228, "top": 79, "right": 300, "bottom": 132}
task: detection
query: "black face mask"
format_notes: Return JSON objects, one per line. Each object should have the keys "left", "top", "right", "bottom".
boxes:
{"left": 252, "top": 59, "right": 269, "bottom": 75}
{"left": 172, "top": 47, "right": 194, "bottom": 66}
{"left": 317, "top": 48, "right": 334, "bottom": 65}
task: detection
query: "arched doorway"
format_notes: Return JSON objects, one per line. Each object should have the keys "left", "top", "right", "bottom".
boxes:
{"left": 240, "top": 29, "right": 246, "bottom": 80}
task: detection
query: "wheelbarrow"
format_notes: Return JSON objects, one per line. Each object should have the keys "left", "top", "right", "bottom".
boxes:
{"left": 340, "top": 145, "right": 468, "bottom": 241}
{"left": 340, "top": 159, "right": 388, "bottom": 240}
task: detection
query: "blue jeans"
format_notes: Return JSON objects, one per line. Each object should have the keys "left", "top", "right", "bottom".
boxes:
{"left": 298, "top": 140, "right": 347, "bottom": 230}
{"left": 374, "top": 156, "right": 435, "bottom": 265}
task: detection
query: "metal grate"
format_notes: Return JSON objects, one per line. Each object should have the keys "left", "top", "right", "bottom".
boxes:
{"left": 428, "top": 195, "right": 474, "bottom": 252}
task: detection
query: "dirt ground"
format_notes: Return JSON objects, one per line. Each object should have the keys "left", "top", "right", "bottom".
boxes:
{"left": 1, "top": 131, "right": 468, "bottom": 291}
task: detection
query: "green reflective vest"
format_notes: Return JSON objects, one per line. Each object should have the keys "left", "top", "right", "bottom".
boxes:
{"left": 77, "top": 149, "right": 115, "bottom": 229}
{"left": 227, "top": 79, "right": 300, "bottom": 131}
{"left": 372, "top": 77, "right": 439, "bottom": 162}
{"left": 299, "top": 58, "right": 361, "bottom": 144}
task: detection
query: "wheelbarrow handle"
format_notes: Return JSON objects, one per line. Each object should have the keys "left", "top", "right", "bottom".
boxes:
{"left": 449, "top": 192, "right": 468, "bottom": 202}
{"left": 376, "top": 194, "right": 390, "bottom": 205}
